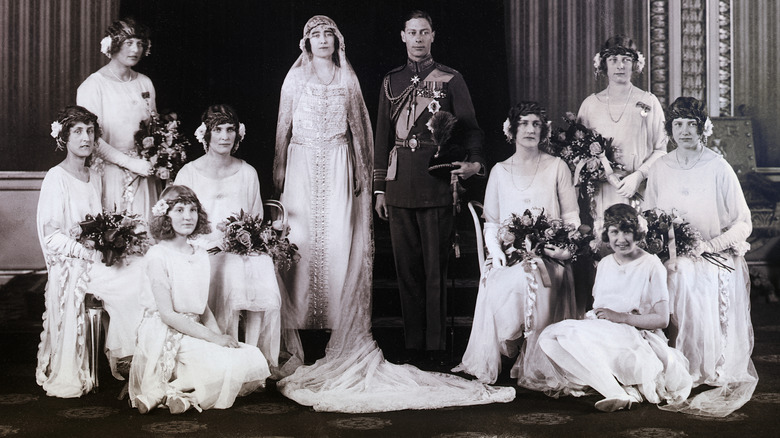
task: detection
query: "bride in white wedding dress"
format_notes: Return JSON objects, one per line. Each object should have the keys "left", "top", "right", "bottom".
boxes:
{"left": 273, "top": 15, "right": 515, "bottom": 412}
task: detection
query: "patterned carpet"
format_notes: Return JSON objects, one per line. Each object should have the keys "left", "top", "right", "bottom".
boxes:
{"left": 1, "top": 273, "right": 779, "bottom": 437}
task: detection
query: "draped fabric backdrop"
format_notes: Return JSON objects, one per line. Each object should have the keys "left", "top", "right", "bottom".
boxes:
{"left": 0, "top": 0, "right": 120, "bottom": 172}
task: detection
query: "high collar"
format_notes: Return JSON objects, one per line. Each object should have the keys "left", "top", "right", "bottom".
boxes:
{"left": 406, "top": 54, "right": 435, "bottom": 73}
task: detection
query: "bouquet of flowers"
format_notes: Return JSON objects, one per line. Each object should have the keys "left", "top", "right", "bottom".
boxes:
{"left": 497, "top": 208, "right": 596, "bottom": 267}
{"left": 134, "top": 111, "right": 189, "bottom": 182}
{"left": 640, "top": 208, "right": 733, "bottom": 271}
{"left": 548, "top": 112, "right": 624, "bottom": 199}
{"left": 217, "top": 210, "right": 299, "bottom": 271}
{"left": 75, "top": 211, "right": 150, "bottom": 267}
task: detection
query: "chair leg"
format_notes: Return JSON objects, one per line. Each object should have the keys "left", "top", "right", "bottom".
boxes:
{"left": 86, "top": 306, "right": 103, "bottom": 393}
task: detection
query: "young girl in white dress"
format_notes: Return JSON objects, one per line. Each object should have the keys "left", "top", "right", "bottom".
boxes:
{"left": 129, "top": 185, "right": 270, "bottom": 414}
{"left": 174, "top": 105, "right": 280, "bottom": 371}
{"left": 452, "top": 102, "right": 580, "bottom": 386}
{"left": 538, "top": 203, "right": 692, "bottom": 412}
{"left": 645, "top": 97, "right": 757, "bottom": 417}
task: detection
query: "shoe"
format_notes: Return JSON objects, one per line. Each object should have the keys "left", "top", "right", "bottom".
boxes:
{"left": 135, "top": 395, "right": 153, "bottom": 414}
{"left": 595, "top": 396, "right": 633, "bottom": 412}
{"left": 394, "top": 349, "right": 424, "bottom": 365}
{"left": 167, "top": 395, "right": 190, "bottom": 415}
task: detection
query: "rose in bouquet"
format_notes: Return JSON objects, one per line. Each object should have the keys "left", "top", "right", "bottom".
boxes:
{"left": 548, "top": 112, "right": 624, "bottom": 200}
{"left": 134, "top": 111, "right": 189, "bottom": 182}
{"left": 76, "top": 210, "right": 150, "bottom": 267}
{"left": 498, "top": 208, "right": 596, "bottom": 267}
{"left": 217, "top": 210, "right": 299, "bottom": 271}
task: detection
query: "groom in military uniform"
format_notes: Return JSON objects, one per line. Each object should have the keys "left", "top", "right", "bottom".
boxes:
{"left": 374, "top": 10, "right": 485, "bottom": 365}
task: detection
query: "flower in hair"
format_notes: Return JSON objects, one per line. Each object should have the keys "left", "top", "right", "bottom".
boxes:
{"left": 145, "top": 40, "right": 152, "bottom": 56}
{"left": 636, "top": 214, "right": 648, "bottom": 234}
{"left": 194, "top": 123, "right": 207, "bottom": 146}
{"left": 592, "top": 53, "right": 601, "bottom": 71}
{"left": 635, "top": 52, "right": 645, "bottom": 73}
{"left": 152, "top": 199, "right": 169, "bottom": 217}
{"left": 100, "top": 36, "right": 112, "bottom": 58}
{"left": 238, "top": 123, "right": 246, "bottom": 142}
{"left": 702, "top": 117, "right": 713, "bottom": 138}
{"left": 50, "top": 121, "right": 63, "bottom": 139}
{"left": 502, "top": 118, "right": 512, "bottom": 143}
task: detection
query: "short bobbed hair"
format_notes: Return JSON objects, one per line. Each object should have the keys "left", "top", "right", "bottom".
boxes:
{"left": 201, "top": 104, "right": 241, "bottom": 153}
{"left": 150, "top": 185, "right": 211, "bottom": 241}
{"left": 596, "top": 35, "right": 640, "bottom": 76}
{"left": 402, "top": 10, "right": 434, "bottom": 30}
{"left": 506, "top": 101, "right": 550, "bottom": 142}
{"left": 54, "top": 105, "right": 102, "bottom": 150}
{"left": 105, "top": 18, "right": 151, "bottom": 56}
{"left": 664, "top": 96, "right": 708, "bottom": 137}
{"left": 601, "top": 203, "right": 646, "bottom": 242}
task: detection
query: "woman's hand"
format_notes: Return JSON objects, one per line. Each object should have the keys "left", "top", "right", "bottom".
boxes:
{"left": 616, "top": 171, "right": 644, "bottom": 198}
{"left": 126, "top": 157, "right": 153, "bottom": 176}
{"left": 593, "top": 307, "right": 625, "bottom": 324}
{"left": 492, "top": 251, "right": 507, "bottom": 267}
{"left": 543, "top": 244, "right": 572, "bottom": 261}
{"left": 214, "top": 333, "right": 240, "bottom": 348}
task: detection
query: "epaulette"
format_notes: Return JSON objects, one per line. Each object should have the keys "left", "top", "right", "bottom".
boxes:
{"left": 384, "top": 64, "right": 406, "bottom": 78}
{"left": 434, "top": 63, "right": 460, "bottom": 75}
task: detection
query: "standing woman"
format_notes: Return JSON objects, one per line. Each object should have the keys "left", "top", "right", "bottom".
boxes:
{"left": 645, "top": 97, "right": 757, "bottom": 417}
{"left": 578, "top": 35, "right": 667, "bottom": 231}
{"left": 77, "top": 18, "right": 156, "bottom": 221}
{"left": 273, "top": 16, "right": 373, "bottom": 340}
{"left": 453, "top": 102, "right": 580, "bottom": 386}
{"left": 174, "top": 105, "right": 280, "bottom": 370}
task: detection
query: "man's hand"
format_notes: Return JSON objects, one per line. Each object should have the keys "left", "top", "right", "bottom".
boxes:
{"left": 374, "top": 193, "right": 389, "bottom": 221}
{"left": 451, "top": 161, "right": 482, "bottom": 179}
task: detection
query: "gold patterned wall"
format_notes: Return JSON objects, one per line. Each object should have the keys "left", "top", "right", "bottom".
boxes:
{"left": 505, "top": 0, "right": 649, "bottom": 126}
{"left": 0, "top": 0, "right": 119, "bottom": 171}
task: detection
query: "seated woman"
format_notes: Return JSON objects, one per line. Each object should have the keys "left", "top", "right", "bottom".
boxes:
{"left": 37, "top": 105, "right": 145, "bottom": 397}
{"left": 129, "top": 185, "right": 270, "bottom": 414}
{"left": 174, "top": 105, "right": 281, "bottom": 370}
{"left": 538, "top": 204, "right": 692, "bottom": 412}
{"left": 645, "top": 97, "right": 757, "bottom": 417}
{"left": 452, "top": 102, "right": 579, "bottom": 386}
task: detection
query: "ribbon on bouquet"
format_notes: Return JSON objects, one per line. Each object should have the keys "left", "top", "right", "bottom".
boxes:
{"left": 573, "top": 153, "right": 617, "bottom": 187}
{"left": 521, "top": 257, "right": 552, "bottom": 338}
{"left": 667, "top": 227, "right": 678, "bottom": 267}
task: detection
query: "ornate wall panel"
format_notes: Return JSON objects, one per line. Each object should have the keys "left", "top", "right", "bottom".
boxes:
{"left": 0, "top": 0, "right": 119, "bottom": 171}
{"left": 649, "top": 1, "right": 670, "bottom": 106}
{"left": 680, "top": 0, "right": 706, "bottom": 100}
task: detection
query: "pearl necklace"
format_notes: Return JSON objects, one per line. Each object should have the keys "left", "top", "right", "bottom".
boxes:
{"left": 606, "top": 85, "right": 633, "bottom": 123}
{"left": 510, "top": 153, "right": 541, "bottom": 191}
{"left": 108, "top": 66, "right": 134, "bottom": 83}
{"left": 315, "top": 64, "right": 336, "bottom": 85}
{"left": 675, "top": 145, "right": 705, "bottom": 170}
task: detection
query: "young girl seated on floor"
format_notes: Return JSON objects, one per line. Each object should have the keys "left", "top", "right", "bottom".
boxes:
{"left": 538, "top": 203, "right": 692, "bottom": 412}
{"left": 129, "top": 185, "right": 270, "bottom": 414}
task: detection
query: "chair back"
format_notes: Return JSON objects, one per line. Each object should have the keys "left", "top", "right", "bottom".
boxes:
{"left": 467, "top": 201, "right": 486, "bottom": 276}
{"left": 263, "top": 200, "right": 289, "bottom": 238}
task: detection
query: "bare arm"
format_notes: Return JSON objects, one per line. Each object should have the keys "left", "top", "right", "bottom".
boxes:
{"left": 594, "top": 300, "right": 670, "bottom": 330}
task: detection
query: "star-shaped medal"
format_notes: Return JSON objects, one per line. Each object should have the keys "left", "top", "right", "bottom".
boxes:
{"left": 411, "top": 75, "right": 420, "bottom": 85}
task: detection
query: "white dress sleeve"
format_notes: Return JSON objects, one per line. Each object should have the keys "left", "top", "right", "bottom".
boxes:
{"left": 555, "top": 158, "right": 580, "bottom": 227}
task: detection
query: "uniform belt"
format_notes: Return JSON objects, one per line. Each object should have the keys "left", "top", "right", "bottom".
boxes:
{"left": 394, "top": 138, "right": 435, "bottom": 149}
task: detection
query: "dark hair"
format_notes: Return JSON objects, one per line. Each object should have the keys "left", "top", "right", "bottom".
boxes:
{"left": 402, "top": 10, "right": 434, "bottom": 31}
{"left": 105, "top": 18, "right": 151, "bottom": 56}
{"left": 664, "top": 96, "right": 708, "bottom": 138}
{"left": 596, "top": 35, "right": 640, "bottom": 76}
{"left": 150, "top": 185, "right": 211, "bottom": 240}
{"left": 304, "top": 37, "right": 341, "bottom": 67}
{"left": 201, "top": 104, "right": 241, "bottom": 153}
{"left": 54, "top": 105, "right": 102, "bottom": 150}
{"left": 601, "top": 203, "right": 646, "bottom": 242}
{"left": 506, "top": 101, "right": 550, "bottom": 143}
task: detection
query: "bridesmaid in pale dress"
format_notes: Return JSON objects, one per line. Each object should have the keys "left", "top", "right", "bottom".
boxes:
{"left": 77, "top": 18, "right": 157, "bottom": 221}
{"left": 452, "top": 102, "right": 580, "bottom": 386}
{"left": 577, "top": 35, "right": 667, "bottom": 231}
{"left": 174, "top": 105, "right": 281, "bottom": 371}
{"left": 130, "top": 185, "right": 269, "bottom": 414}
{"left": 645, "top": 97, "right": 757, "bottom": 417}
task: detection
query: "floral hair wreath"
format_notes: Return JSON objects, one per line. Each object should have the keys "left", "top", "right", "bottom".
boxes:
{"left": 194, "top": 122, "right": 247, "bottom": 149}
{"left": 99, "top": 35, "right": 152, "bottom": 59}
{"left": 603, "top": 213, "right": 648, "bottom": 236}
{"left": 592, "top": 47, "right": 645, "bottom": 76}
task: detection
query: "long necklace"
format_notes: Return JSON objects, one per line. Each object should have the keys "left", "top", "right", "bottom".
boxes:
{"left": 315, "top": 64, "right": 336, "bottom": 85}
{"left": 675, "top": 145, "right": 705, "bottom": 170}
{"left": 606, "top": 85, "right": 633, "bottom": 123}
{"left": 510, "top": 153, "right": 541, "bottom": 191}
{"left": 108, "top": 66, "right": 134, "bottom": 83}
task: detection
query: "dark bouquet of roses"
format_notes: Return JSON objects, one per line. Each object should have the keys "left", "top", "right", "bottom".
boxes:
{"left": 76, "top": 211, "right": 150, "bottom": 267}
{"left": 217, "top": 210, "right": 299, "bottom": 271}
{"left": 640, "top": 208, "right": 733, "bottom": 271}
{"left": 134, "top": 111, "right": 189, "bottom": 181}
{"left": 497, "top": 208, "right": 596, "bottom": 267}
{"left": 548, "top": 112, "right": 624, "bottom": 199}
